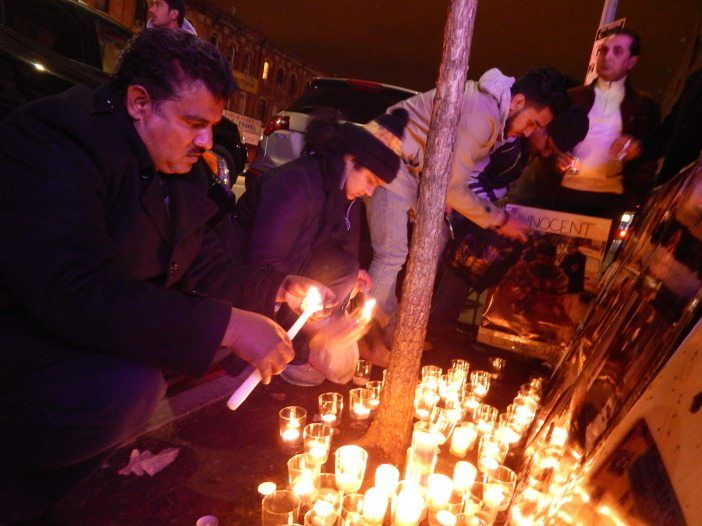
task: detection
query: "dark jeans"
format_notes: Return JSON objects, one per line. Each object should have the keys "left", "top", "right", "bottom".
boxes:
{"left": 0, "top": 353, "right": 166, "bottom": 521}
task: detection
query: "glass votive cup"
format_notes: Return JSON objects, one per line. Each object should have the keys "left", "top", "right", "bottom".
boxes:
{"left": 404, "top": 445, "right": 437, "bottom": 487}
{"left": 352, "top": 358, "right": 372, "bottom": 386}
{"left": 427, "top": 473, "right": 454, "bottom": 511}
{"left": 304, "top": 423, "right": 333, "bottom": 466}
{"left": 422, "top": 364, "right": 442, "bottom": 381}
{"left": 489, "top": 356, "right": 506, "bottom": 380}
{"left": 348, "top": 387, "right": 372, "bottom": 421}
{"left": 463, "top": 481, "right": 499, "bottom": 522}
{"left": 412, "top": 420, "right": 442, "bottom": 454}
{"left": 454, "top": 512, "right": 488, "bottom": 526}
{"left": 366, "top": 380, "right": 383, "bottom": 411}
{"left": 512, "top": 395, "right": 538, "bottom": 427}
{"left": 279, "top": 406, "right": 307, "bottom": 444}
{"left": 311, "top": 472, "right": 343, "bottom": 517}
{"left": 334, "top": 445, "right": 368, "bottom": 494}
{"left": 288, "top": 453, "right": 320, "bottom": 502}
{"left": 452, "top": 461, "right": 477, "bottom": 495}
{"left": 450, "top": 358, "right": 470, "bottom": 373}
{"left": 438, "top": 373, "right": 463, "bottom": 401}
{"left": 261, "top": 489, "right": 301, "bottom": 526}
{"left": 391, "top": 480, "right": 425, "bottom": 526}
{"left": 374, "top": 463, "right": 400, "bottom": 495}
{"left": 318, "top": 392, "right": 343, "bottom": 427}
{"left": 495, "top": 413, "right": 522, "bottom": 446}
{"left": 427, "top": 490, "right": 465, "bottom": 525}
{"left": 477, "top": 433, "right": 508, "bottom": 473}
{"left": 362, "top": 487, "right": 388, "bottom": 525}
{"left": 340, "top": 493, "right": 365, "bottom": 526}
{"left": 463, "top": 391, "right": 481, "bottom": 420}
{"left": 474, "top": 404, "right": 498, "bottom": 435}
{"left": 429, "top": 406, "right": 458, "bottom": 445}
{"left": 414, "top": 383, "right": 440, "bottom": 421}
{"left": 469, "top": 370, "right": 491, "bottom": 399}
{"left": 483, "top": 465, "right": 517, "bottom": 512}
{"left": 447, "top": 367, "right": 468, "bottom": 388}
{"left": 508, "top": 487, "right": 547, "bottom": 525}
{"left": 449, "top": 422, "right": 478, "bottom": 458}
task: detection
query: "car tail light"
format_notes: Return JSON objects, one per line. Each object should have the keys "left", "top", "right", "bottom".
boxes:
{"left": 263, "top": 115, "right": 290, "bottom": 136}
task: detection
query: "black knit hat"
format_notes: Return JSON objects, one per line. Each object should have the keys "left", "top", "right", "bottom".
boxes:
{"left": 547, "top": 106, "right": 589, "bottom": 152}
{"left": 340, "top": 108, "right": 409, "bottom": 183}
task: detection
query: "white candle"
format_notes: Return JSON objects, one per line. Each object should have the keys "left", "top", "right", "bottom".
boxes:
{"left": 393, "top": 486, "right": 424, "bottom": 526}
{"left": 321, "top": 413, "right": 337, "bottom": 425}
{"left": 227, "top": 287, "right": 323, "bottom": 410}
{"left": 369, "top": 398, "right": 380, "bottom": 408}
{"left": 257, "top": 481, "right": 276, "bottom": 496}
{"left": 550, "top": 427, "right": 568, "bottom": 447}
{"left": 292, "top": 472, "right": 314, "bottom": 498}
{"left": 435, "top": 510, "right": 457, "bottom": 526}
{"left": 427, "top": 474, "right": 453, "bottom": 510}
{"left": 375, "top": 464, "right": 400, "bottom": 494}
{"left": 452, "top": 461, "right": 477, "bottom": 494}
{"left": 308, "top": 444, "right": 328, "bottom": 464}
{"left": 450, "top": 423, "right": 477, "bottom": 457}
{"left": 313, "top": 499, "right": 335, "bottom": 518}
{"left": 484, "top": 485, "right": 506, "bottom": 509}
{"left": 352, "top": 403, "right": 371, "bottom": 419}
{"left": 496, "top": 425, "right": 520, "bottom": 445}
{"left": 362, "top": 487, "right": 388, "bottom": 523}
{"left": 281, "top": 427, "right": 301, "bottom": 442}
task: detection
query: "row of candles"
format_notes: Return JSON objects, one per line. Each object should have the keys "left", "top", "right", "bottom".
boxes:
{"left": 262, "top": 358, "right": 546, "bottom": 525}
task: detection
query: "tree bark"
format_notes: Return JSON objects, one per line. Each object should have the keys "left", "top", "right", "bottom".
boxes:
{"left": 359, "top": 0, "right": 478, "bottom": 464}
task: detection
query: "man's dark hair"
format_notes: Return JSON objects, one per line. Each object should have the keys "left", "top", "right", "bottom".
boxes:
{"left": 611, "top": 28, "right": 641, "bottom": 57}
{"left": 111, "top": 28, "right": 237, "bottom": 104}
{"left": 512, "top": 67, "right": 569, "bottom": 115}
{"left": 164, "top": 0, "right": 186, "bottom": 26}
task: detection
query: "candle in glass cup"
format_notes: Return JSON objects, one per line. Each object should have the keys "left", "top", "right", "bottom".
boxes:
{"left": 429, "top": 406, "right": 458, "bottom": 445}
{"left": 375, "top": 464, "right": 400, "bottom": 495}
{"left": 340, "top": 493, "right": 365, "bottom": 526}
{"left": 261, "top": 489, "right": 301, "bottom": 526}
{"left": 474, "top": 404, "right": 498, "bottom": 435}
{"left": 404, "top": 445, "right": 437, "bottom": 486}
{"left": 366, "top": 380, "right": 383, "bottom": 410}
{"left": 352, "top": 358, "right": 372, "bottom": 386}
{"left": 362, "top": 487, "right": 388, "bottom": 524}
{"left": 483, "top": 465, "right": 517, "bottom": 512}
{"left": 427, "top": 474, "right": 454, "bottom": 511}
{"left": 412, "top": 420, "right": 441, "bottom": 456}
{"left": 477, "top": 433, "right": 508, "bottom": 473}
{"left": 550, "top": 426, "right": 568, "bottom": 448}
{"left": 349, "top": 388, "right": 371, "bottom": 420}
{"left": 288, "top": 453, "right": 320, "bottom": 501}
{"left": 469, "top": 371, "right": 491, "bottom": 399}
{"left": 304, "top": 423, "right": 333, "bottom": 466}
{"left": 495, "top": 413, "right": 521, "bottom": 446}
{"left": 311, "top": 473, "right": 343, "bottom": 519}
{"left": 452, "top": 461, "right": 477, "bottom": 494}
{"left": 279, "top": 406, "right": 307, "bottom": 444}
{"left": 451, "top": 358, "right": 470, "bottom": 373}
{"left": 318, "top": 392, "right": 343, "bottom": 427}
{"left": 392, "top": 481, "right": 425, "bottom": 526}
{"left": 414, "top": 383, "right": 440, "bottom": 421}
{"left": 335, "top": 445, "right": 368, "bottom": 493}
{"left": 489, "top": 357, "right": 505, "bottom": 380}
{"left": 450, "top": 422, "right": 478, "bottom": 458}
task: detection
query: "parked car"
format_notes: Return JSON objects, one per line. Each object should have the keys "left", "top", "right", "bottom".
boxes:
{"left": 0, "top": 0, "right": 247, "bottom": 183}
{"left": 245, "top": 77, "right": 418, "bottom": 186}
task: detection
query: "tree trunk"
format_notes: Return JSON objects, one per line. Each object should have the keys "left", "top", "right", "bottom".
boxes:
{"left": 359, "top": 0, "right": 478, "bottom": 464}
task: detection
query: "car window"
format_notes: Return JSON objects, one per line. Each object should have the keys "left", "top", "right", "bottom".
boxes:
{"left": 94, "top": 18, "right": 131, "bottom": 73}
{"left": 288, "top": 83, "right": 414, "bottom": 123}
{"left": 4, "top": 0, "right": 88, "bottom": 65}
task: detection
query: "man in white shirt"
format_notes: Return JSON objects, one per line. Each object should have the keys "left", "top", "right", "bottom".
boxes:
{"left": 553, "top": 29, "right": 659, "bottom": 218}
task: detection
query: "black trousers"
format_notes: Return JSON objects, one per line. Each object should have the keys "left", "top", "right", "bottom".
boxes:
{"left": 0, "top": 353, "right": 166, "bottom": 521}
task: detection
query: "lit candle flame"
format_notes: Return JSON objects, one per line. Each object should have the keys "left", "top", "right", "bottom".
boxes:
{"left": 360, "top": 298, "right": 376, "bottom": 324}
{"left": 301, "top": 286, "right": 324, "bottom": 313}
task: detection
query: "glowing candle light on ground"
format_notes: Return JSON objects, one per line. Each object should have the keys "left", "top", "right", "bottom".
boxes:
{"left": 281, "top": 427, "right": 301, "bottom": 442}
{"left": 435, "top": 510, "right": 457, "bottom": 526}
{"left": 257, "top": 481, "right": 277, "bottom": 496}
{"left": 227, "top": 287, "right": 323, "bottom": 410}
{"left": 292, "top": 472, "right": 314, "bottom": 499}
{"left": 321, "top": 413, "right": 337, "bottom": 425}
{"left": 375, "top": 464, "right": 400, "bottom": 494}
{"left": 483, "top": 485, "right": 506, "bottom": 509}
{"left": 450, "top": 422, "right": 477, "bottom": 457}
{"left": 362, "top": 487, "right": 388, "bottom": 524}
{"left": 393, "top": 484, "right": 424, "bottom": 526}
{"left": 453, "top": 461, "right": 477, "bottom": 493}
{"left": 427, "top": 474, "right": 454, "bottom": 510}
{"left": 352, "top": 403, "right": 371, "bottom": 419}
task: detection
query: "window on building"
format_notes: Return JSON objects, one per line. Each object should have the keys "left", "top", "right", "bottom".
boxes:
{"left": 237, "top": 92, "right": 247, "bottom": 115}
{"left": 258, "top": 98, "right": 268, "bottom": 121}
{"left": 242, "top": 52, "right": 251, "bottom": 75}
{"left": 289, "top": 74, "right": 298, "bottom": 96}
{"left": 276, "top": 67, "right": 285, "bottom": 87}
{"left": 261, "top": 60, "right": 271, "bottom": 81}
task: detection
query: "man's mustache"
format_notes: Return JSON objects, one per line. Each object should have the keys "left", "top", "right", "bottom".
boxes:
{"left": 187, "top": 147, "right": 206, "bottom": 157}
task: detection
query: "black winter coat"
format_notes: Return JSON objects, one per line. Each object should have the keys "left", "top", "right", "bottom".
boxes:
{"left": 0, "top": 84, "right": 285, "bottom": 392}
{"left": 236, "top": 154, "right": 360, "bottom": 275}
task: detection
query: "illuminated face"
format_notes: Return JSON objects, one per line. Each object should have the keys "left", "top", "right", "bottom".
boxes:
{"left": 128, "top": 80, "right": 224, "bottom": 174}
{"left": 505, "top": 94, "right": 553, "bottom": 139}
{"left": 147, "top": 0, "right": 179, "bottom": 28}
{"left": 596, "top": 34, "right": 638, "bottom": 82}
{"left": 343, "top": 156, "right": 385, "bottom": 199}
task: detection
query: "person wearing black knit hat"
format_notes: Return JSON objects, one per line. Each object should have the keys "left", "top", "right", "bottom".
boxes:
{"left": 232, "top": 108, "right": 409, "bottom": 385}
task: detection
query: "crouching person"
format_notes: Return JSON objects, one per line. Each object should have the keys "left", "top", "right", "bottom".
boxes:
{"left": 0, "top": 29, "right": 335, "bottom": 522}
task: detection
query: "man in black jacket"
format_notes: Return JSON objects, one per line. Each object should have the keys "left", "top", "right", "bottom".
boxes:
{"left": 0, "top": 29, "right": 334, "bottom": 520}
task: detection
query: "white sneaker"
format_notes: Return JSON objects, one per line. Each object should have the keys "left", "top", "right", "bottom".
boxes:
{"left": 280, "top": 363, "right": 325, "bottom": 387}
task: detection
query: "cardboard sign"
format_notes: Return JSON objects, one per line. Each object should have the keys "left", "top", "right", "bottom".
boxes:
{"left": 584, "top": 18, "right": 626, "bottom": 85}
{"left": 477, "top": 205, "right": 611, "bottom": 364}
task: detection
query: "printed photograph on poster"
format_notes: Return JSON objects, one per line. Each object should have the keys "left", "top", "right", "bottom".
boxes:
{"left": 477, "top": 205, "right": 611, "bottom": 363}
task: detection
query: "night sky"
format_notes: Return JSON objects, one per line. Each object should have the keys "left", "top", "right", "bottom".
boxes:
{"left": 213, "top": 0, "right": 700, "bottom": 103}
